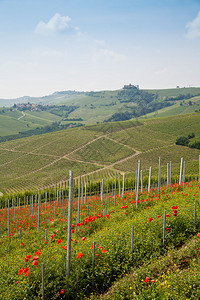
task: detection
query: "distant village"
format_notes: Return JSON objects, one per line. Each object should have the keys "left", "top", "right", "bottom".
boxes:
{"left": 12, "top": 103, "right": 52, "bottom": 112}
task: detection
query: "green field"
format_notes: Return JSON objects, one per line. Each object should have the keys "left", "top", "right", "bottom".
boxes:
{"left": 0, "top": 112, "right": 199, "bottom": 194}
{"left": 1, "top": 87, "right": 200, "bottom": 138}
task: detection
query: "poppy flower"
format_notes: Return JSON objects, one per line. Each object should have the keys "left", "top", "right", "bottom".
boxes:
{"left": 144, "top": 277, "right": 149, "bottom": 283}
{"left": 151, "top": 280, "right": 155, "bottom": 283}
{"left": 57, "top": 239, "right": 62, "bottom": 244}
{"left": 18, "top": 268, "right": 25, "bottom": 275}
{"left": 33, "top": 256, "right": 39, "bottom": 261}
{"left": 62, "top": 246, "right": 67, "bottom": 250}
{"left": 197, "top": 233, "right": 200, "bottom": 238}
{"left": 77, "top": 253, "right": 84, "bottom": 258}
{"left": 95, "top": 254, "right": 99, "bottom": 258}
{"left": 60, "top": 289, "right": 65, "bottom": 294}
{"left": 102, "top": 249, "right": 107, "bottom": 253}
{"left": 32, "top": 260, "right": 38, "bottom": 266}
{"left": 149, "top": 218, "right": 153, "bottom": 222}
{"left": 81, "top": 237, "right": 86, "bottom": 241}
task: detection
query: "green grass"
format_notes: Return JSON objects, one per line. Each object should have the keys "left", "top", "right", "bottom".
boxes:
{"left": 0, "top": 181, "right": 200, "bottom": 299}
{"left": 144, "top": 87, "right": 200, "bottom": 98}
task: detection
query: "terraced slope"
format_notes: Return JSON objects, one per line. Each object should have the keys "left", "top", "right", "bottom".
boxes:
{"left": 0, "top": 113, "right": 199, "bottom": 194}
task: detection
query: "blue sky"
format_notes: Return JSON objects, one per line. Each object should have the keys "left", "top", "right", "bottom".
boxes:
{"left": 0, "top": 0, "right": 200, "bottom": 98}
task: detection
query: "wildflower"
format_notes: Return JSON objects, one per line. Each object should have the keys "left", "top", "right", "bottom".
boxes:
{"left": 18, "top": 268, "right": 25, "bottom": 275}
{"left": 81, "top": 237, "right": 86, "bottom": 241}
{"left": 149, "top": 218, "right": 153, "bottom": 222}
{"left": 32, "top": 260, "right": 38, "bottom": 266}
{"left": 102, "top": 249, "right": 107, "bottom": 253}
{"left": 60, "top": 289, "right": 65, "bottom": 294}
{"left": 77, "top": 253, "right": 84, "bottom": 259}
{"left": 62, "top": 246, "right": 67, "bottom": 250}
{"left": 57, "top": 239, "right": 62, "bottom": 244}
{"left": 33, "top": 255, "right": 39, "bottom": 261}
{"left": 144, "top": 277, "right": 149, "bottom": 283}
{"left": 151, "top": 280, "right": 155, "bottom": 283}
{"left": 95, "top": 254, "right": 99, "bottom": 258}
{"left": 157, "top": 215, "right": 161, "bottom": 218}
{"left": 197, "top": 233, "right": 200, "bottom": 238}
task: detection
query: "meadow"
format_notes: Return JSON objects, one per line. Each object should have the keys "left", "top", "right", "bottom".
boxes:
{"left": 0, "top": 176, "right": 200, "bottom": 299}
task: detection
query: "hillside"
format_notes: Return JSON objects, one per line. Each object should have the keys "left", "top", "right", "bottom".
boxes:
{"left": 0, "top": 178, "right": 200, "bottom": 299}
{"left": 1, "top": 86, "right": 200, "bottom": 141}
{"left": 0, "top": 112, "right": 200, "bottom": 194}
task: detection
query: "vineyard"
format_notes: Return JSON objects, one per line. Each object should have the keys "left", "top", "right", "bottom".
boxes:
{"left": 0, "top": 166, "right": 200, "bottom": 299}
{"left": 0, "top": 113, "right": 200, "bottom": 195}
{"left": 0, "top": 111, "right": 200, "bottom": 299}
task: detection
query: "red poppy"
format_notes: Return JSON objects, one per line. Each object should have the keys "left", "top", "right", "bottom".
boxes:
{"left": 62, "top": 246, "right": 67, "bottom": 250}
{"left": 149, "top": 218, "right": 153, "bottom": 222}
{"left": 77, "top": 253, "right": 84, "bottom": 258}
{"left": 144, "top": 277, "right": 149, "bottom": 283}
{"left": 81, "top": 237, "right": 86, "bottom": 241}
{"left": 151, "top": 280, "right": 155, "bottom": 283}
{"left": 102, "top": 249, "right": 107, "bottom": 253}
{"left": 57, "top": 239, "right": 62, "bottom": 244}
{"left": 60, "top": 289, "right": 65, "bottom": 294}
{"left": 197, "top": 233, "right": 200, "bottom": 238}
{"left": 32, "top": 260, "right": 38, "bottom": 266}
{"left": 33, "top": 256, "right": 39, "bottom": 261}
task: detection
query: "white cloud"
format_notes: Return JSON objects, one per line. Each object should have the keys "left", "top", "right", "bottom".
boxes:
{"left": 186, "top": 11, "right": 200, "bottom": 38}
{"left": 35, "top": 13, "right": 79, "bottom": 35}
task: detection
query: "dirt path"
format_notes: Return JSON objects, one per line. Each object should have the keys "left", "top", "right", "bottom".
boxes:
{"left": 17, "top": 111, "right": 25, "bottom": 120}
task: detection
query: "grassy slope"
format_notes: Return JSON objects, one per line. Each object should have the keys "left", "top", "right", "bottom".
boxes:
{"left": 0, "top": 113, "right": 199, "bottom": 194}
{"left": 1, "top": 87, "right": 200, "bottom": 136}
{"left": 0, "top": 181, "right": 200, "bottom": 299}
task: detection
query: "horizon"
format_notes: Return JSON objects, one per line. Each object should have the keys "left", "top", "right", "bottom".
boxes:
{"left": 1, "top": 85, "right": 200, "bottom": 101}
{"left": 0, "top": 0, "right": 200, "bottom": 98}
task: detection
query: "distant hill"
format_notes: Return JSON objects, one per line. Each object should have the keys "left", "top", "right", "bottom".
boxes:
{"left": 1, "top": 86, "right": 200, "bottom": 140}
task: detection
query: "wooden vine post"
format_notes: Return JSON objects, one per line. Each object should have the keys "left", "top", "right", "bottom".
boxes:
{"left": 66, "top": 170, "right": 73, "bottom": 281}
{"left": 136, "top": 160, "right": 140, "bottom": 207}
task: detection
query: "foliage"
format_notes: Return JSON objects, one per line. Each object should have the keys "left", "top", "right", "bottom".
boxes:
{"left": 0, "top": 181, "right": 200, "bottom": 299}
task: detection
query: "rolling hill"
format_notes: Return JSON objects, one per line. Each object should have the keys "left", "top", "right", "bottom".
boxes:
{"left": 1, "top": 86, "right": 200, "bottom": 142}
{"left": 0, "top": 112, "right": 199, "bottom": 194}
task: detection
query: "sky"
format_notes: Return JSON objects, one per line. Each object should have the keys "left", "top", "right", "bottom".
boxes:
{"left": 0, "top": 0, "right": 200, "bottom": 98}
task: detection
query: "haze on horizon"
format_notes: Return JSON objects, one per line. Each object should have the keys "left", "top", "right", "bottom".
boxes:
{"left": 0, "top": 0, "right": 200, "bottom": 99}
